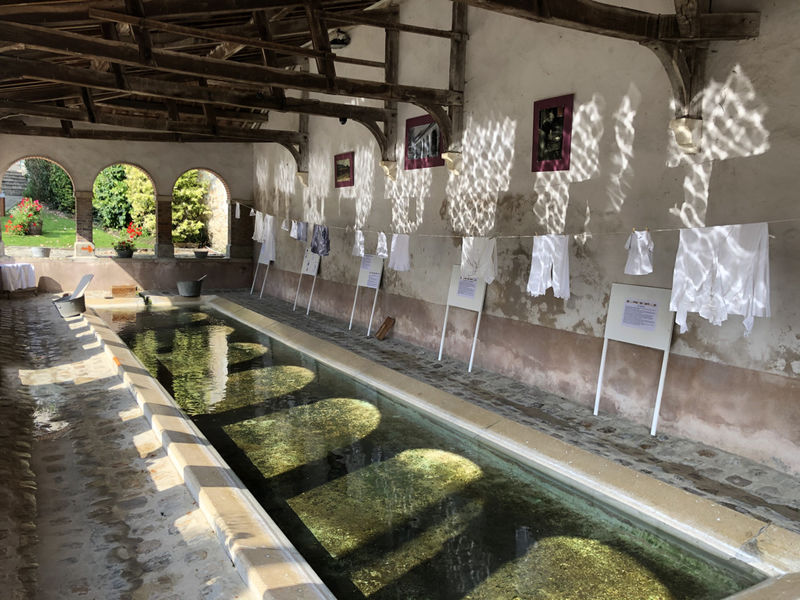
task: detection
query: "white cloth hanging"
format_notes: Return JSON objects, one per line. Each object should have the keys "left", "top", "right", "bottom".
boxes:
{"left": 460, "top": 237, "right": 497, "bottom": 284}
{"left": 234, "top": 202, "right": 241, "bottom": 219}
{"left": 281, "top": 218, "right": 290, "bottom": 231}
{"left": 296, "top": 221, "right": 308, "bottom": 243}
{"left": 388, "top": 234, "right": 411, "bottom": 271}
{"left": 624, "top": 230, "right": 654, "bottom": 275}
{"left": 670, "top": 222, "right": 769, "bottom": 336}
{"left": 352, "top": 229, "right": 365, "bottom": 257}
{"left": 252, "top": 211, "right": 265, "bottom": 242}
{"left": 376, "top": 232, "right": 389, "bottom": 258}
{"left": 249, "top": 208, "right": 256, "bottom": 217}
{"left": 257, "top": 214, "right": 276, "bottom": 263}
{"left": 289, "top": 220, "right": 298, "bottom": 239}
{"left": 527, "top": 235, "right": 570, "bottom": 300}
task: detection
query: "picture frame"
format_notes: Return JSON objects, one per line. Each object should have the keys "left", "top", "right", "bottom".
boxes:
{"left": 334, "top": 151, "right": 355, "bottom": 188}
{"left": 532, "top": 94, "right": 574, "bottom": 172}
{"left": 404, "top": 114, "right": 445, "bottom": 170}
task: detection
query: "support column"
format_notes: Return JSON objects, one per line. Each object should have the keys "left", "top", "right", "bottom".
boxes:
{"left": 227, "top": 201, "right": 254, "bottom": 258}
{"left": 155, "top": 193, "right": 174, "bottom": 258}
{"left": 73, "top": 190, "right": 95, "bottom": 256}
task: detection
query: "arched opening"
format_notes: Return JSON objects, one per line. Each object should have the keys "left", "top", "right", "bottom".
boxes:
{"left": 91, "top": 163, "right": 156, "bottom": 255}
{"left": 1, "top": 157, "right": 74, "bottom": 257}
{"left": 172, "top": 168, "right": 229, "bottom": 255}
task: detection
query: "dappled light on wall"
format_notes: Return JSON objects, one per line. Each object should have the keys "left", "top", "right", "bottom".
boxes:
{"left": 338, "top": 145, "right": 377, "bottom": 229}
{"left": 533, "top": 95, "right": 605, "bottom": 234}
{"left": 388, "top": 140, "right": 431, "bottom": 234}
{"left": 304, "top": 150, "right": 330, "bottom": 225}
{"left": 255, "top": 154, "right": 270, "bottom": 212}
{"left": 276, "top": 161, "right": 297, "bottom": 220}
{"left": 445, "top": 115, "right": 516, "bottom": 236}
{"left": 606, "top": 83, "right": 641, "bottom": 215}
{"left": 668, "top": 65, "right": 769, "bottom": 228}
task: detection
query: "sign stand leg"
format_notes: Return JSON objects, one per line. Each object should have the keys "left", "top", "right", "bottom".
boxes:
{"left": 293, "top": 274, "right": 303, "bottom": 311}
{"left": 467, "top": 310, "right": 483, "bottom": 372}
{"left": 593, "top": 337, "right": 609, "bottom": 416}
{"left": 367, "top": 288, "right": 379, "bottom": 336}
{"left": 438, "top": 304, "right": 450, "bottom": 361}
{"left": 306, "top": 274, "right": 317, "bottom": 316}
{"left": 650, "top": 350, "right": 671, "bottom": 436}
{"left": 259, "top": 263, "right": 270, "bottom": 298}
{"left": 249, "top": 264, "right": 260, "bottom": 294}
{"left": 348, "top": 287, "right": 359, "bottom": 330}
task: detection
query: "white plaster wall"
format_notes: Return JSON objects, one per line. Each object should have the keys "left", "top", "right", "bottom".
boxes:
{"left": 0, "top": 136, "right": 253, "bottom": 202}
{"left": 252, "top": 0, "right": 798, "bottom": 382}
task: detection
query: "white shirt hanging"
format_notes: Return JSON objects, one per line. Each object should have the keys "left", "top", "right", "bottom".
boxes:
{"left": 460, "top": 237, "right": 497, "bottom": 284}
{"left": 352, "top": 229, "right": 365, "bottom": 257}
{"left": 258, "top": 214, "right": 276, "bottom": 263}
{"left": 289, "top": 220, "right": 299, "bottom": 239}
{"left": 376, "top": 232, "right": 389, "bottom": 258}
{"left": 252, "top": 211, "right": 265, "bottom": 242}
{"left": 527, "top": 234, "right": 570, "bottom": 300}
{"left": 388, "top": 234, "right": 411, "bottom": 271}
{"left": 624, "top": 230, "right": 654, "bottom": 275}
{"left": 670, "top": 222, "right": 769, "bottom": 336}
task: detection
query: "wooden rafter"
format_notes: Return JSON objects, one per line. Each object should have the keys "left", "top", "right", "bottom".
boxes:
{"left": 304, "top": 0, "right": 336, "bottom": 89}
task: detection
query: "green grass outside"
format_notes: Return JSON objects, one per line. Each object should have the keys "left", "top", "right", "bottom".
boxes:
{"left": 2, "top": 208, "right": 154, "bottom": 249}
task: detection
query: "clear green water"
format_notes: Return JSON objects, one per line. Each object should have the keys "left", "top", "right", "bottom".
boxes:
{"left": 107, "top": 307, "right": 762, "bottom": 600}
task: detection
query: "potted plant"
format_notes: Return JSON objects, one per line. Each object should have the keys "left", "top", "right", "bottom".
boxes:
{"left": 4, "top": 197, "right": 43, "bottom": 236}
{"left": 114, "top": 221, "right": 142, "bottom": 258}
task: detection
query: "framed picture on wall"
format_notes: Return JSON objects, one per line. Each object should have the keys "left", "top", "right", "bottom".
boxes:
{"left": 532, "top": 94, "right": 574, "bottom": 172}
{"left": 404, "top": 114, "right": 445, "bottom": 170}
{"left": 334, "top": 151, "right": 355, "bottom": 187}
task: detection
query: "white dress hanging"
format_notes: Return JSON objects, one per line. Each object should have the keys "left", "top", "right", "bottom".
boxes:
{"left": 460, "top": 237, "right": 497, "bottom": 284}
{"left": 388, "top": 234, "right": 411, "bottom": 271}
{"left": 624, "top": 230, "right": 654, "bottom": 275}
{"left": 527, "top": 235, "right": 570, "bottom": 300}
{"left": 670, "top": 223, "right": 769, "bottom": 336}
{"left": 376, "top": 232, "right": 389, "bottom": 258}
{"left": 258, "top": 214, "right": 276, "bottom": 263}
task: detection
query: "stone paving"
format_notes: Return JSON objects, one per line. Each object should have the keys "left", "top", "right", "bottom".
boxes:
{"left": 0, "top": 297, "right": 251, "bottom": 600}
{"left": 222, "top": 290, "right": 800, "bottom": 536}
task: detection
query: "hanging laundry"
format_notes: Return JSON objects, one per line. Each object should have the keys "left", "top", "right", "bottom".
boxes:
{"left": 376, "top": 232, "right": 389, "bottom": 258}
{"left": 388, "top": 233, "right": 411, "bottom": 271}
{"left": 281, "top": 218, "right": 290, "bottom": 231}
{"left": 290, "top": 220, "right": 299, "bottom": 239}
{"left": 310, "top": 224, "right": 330, "bottom": 256}
{"left": 258, "top": 214, "right": 276, "bottom": 263}
{"left": 252, "top": 211, "right": 265, "bottom": 242}
{"left": 249, "top": 208, "right": 256, "bottom": 217}
{"left": 234, "top": 202, "right": 241, "bottom": 219}
{"left": 352, "top": 229, "right": 365, "bottom": 257}
{"left": 670, "top": 222, "right": 769, "bottom": 336}
{"left": 460, "top": 237, "right": 497, "bottom": 284}
{"left": 624, "top": 230, "right": 654, "bottom": 275}
{"left": 527, "top": 235, "right": 570, "bottom": 300}
{"left": 296, "top": 221, "right": 308, "bottom": 243}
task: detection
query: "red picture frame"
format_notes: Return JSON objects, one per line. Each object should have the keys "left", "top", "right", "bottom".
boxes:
{"left": 532, "top": 94, "right": 574, "bottom": 172}
{"left": 334, "top": 151, "right": 354, "bottom": 188}
{"left": 404, "top": 114, "right": 445, "bottom": 170}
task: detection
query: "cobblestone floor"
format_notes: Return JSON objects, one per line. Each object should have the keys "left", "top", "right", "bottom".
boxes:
{"left": 0, "top": 297, "right": 251, "bottom": 600}
{"left": 222, "top": 291, "right": 800, "bottom": 536}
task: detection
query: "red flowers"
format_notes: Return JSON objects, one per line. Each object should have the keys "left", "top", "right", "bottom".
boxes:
{"left": 5, "top": 197, "right": 43, "bottom": 235}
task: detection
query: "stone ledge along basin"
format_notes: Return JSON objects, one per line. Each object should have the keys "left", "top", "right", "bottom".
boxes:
{"left": 88, "top": 296, "right": 800, "bottom": 600}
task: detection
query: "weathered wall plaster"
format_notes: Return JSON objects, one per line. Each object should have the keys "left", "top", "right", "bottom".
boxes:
{"left": 252, "top": 1, "right": 800, "bottom": 474}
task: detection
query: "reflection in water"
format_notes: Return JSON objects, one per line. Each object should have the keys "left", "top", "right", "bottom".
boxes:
{"left": 113, "top": 307, "right": 760, "bottom": 600}
{"left": 223, "top": 397, "right": 381, "bottom": 479}
{"left": 466, "top": 536, "right": 674, "bottom": 600}
{"left": 287, "top": 449, "right": 483, "bottom": 558}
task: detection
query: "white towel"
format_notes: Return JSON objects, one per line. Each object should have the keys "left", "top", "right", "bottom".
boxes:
{"left": 670, "top": 223, "right": 769, "bottom": 336}
{"left": 624, "top": 230, "right": 654, "bottom": 275}
{"left": 376, "top": 232, "right": 389, "bottom": 258}
{"left": 527, "top": 235, "right": 570, "bottom": 300}
{"left": 460, "top": 237, "right": 497, "bottom": 284}
{"left": 388, "top": 234, "right": 411, "bottom": 271}
{"left": 352, "top": 229, "right": 365, "bottom": 257}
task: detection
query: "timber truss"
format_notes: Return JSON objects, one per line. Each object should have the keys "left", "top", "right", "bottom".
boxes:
{"left": 0, "top": 0, "right": 758, "bottom": 170}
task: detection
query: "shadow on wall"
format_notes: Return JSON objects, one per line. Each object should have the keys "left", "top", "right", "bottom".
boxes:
{"left": 668, "top": 65, "right": 770, "bottom": 228}
{"left": 533, "top": 94, "right": 606, "bottom": 235}
{"left": 445, "top": 114, "right": 517, "bottom": 236}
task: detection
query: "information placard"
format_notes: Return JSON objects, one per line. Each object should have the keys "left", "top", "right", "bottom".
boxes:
{"left": 357, "top": 254, "right": 384, "bottom": 290}
{"left": 446, "top": 265, "right": 487, "bottom": 312}
{"left": 604, "top": 284, "right": 673, "bottom": 351}
{"left": 301, "top": 248, "right": 321, "bottom": 276}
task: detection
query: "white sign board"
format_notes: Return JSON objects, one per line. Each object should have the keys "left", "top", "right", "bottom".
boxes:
{"left": 446, "top": 265, "right": 487, "bottom": 313}
{"left": 301, "top": 248, "right": 321, "bottom": 276}
{"left": 604, "top": 284, "right": 674, "bottom": 351}
{"left": 357, "top": 254, "right": 384, "bottom": 290}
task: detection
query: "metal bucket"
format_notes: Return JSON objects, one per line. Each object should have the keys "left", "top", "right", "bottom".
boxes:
{"left": 177, "top": 279, "right": 203, "bottom": 297}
